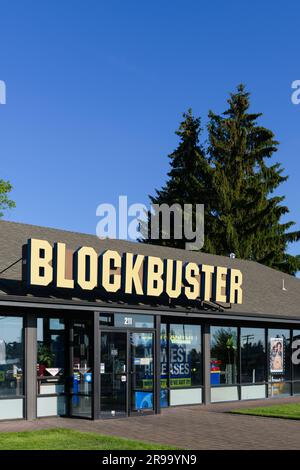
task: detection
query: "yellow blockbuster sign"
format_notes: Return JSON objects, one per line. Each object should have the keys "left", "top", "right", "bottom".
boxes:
{"left": 24, "top": 238, "right": 243, "bottom": 304}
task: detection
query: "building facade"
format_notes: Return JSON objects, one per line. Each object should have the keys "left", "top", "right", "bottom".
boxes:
{"left": 0, "top": 220, "right": 300, "bottom": 421}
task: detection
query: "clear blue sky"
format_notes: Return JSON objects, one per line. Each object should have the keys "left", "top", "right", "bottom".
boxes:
{"left": 0, "top": 0, "right": 299, "bottom": 257}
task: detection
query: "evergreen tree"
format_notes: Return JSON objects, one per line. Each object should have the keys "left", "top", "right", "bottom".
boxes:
{"left": 140, "top": 109, "right": 213, "bottom": 250}
{"left": 208, "top": 84, "right": 300, "bottom": 274}
{"left": 0, "top": 179, "right": 15, "bottom": 218}
{"left": 140, "top": 86, "right": 299, "bottom": 275}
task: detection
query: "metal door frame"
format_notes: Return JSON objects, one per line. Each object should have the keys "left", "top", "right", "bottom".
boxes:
{"left": 99, "top": 329, "right": 128, "bottom": 417}
{"left": 99, "top": 327, "right": 156, "bottom": 417}
{"left": 128, "top": 329, "right": 156, "bottom": 417}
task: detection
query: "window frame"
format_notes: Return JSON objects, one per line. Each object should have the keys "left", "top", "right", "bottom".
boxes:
{"left": 0, "top": 313, "right": 25, "bottom": 400}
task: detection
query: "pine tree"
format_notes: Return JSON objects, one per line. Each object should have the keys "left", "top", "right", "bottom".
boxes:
{"left": 140, "top": 86, "right": 299, "bottom": 275}
{"left": 208, "top": 84, "right": 300, "bottom": 274}
{"left": 140, "top": 109, "right": 213, "bottom": 250}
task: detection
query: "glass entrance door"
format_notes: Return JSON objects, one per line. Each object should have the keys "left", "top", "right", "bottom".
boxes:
{"left": 100, "top": 330, "right": 155, "bottom": 417}
{"left": 100, "top": 332, "right": 127, "bottom": 417}
{"left": 130, "top": 332, "right": 154, "bottom": 414}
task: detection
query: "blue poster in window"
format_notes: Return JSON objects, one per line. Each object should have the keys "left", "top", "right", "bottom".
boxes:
{"left": 135, "top": 391, "right": 153, "bottom": 409}
{"left": 160, "top": 390, "right": 169, "bottom": 408}
{"left": 135, "top": 390, "right": 169, "bottom": 409}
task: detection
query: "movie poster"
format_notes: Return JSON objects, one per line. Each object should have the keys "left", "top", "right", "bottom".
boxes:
{"left": 270, "top": 338, "right": 284, "bottom": 374}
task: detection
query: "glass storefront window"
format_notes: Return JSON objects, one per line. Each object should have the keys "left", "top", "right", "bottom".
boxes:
{"left": 293, "top": 381, "right": 300, "bottom": 395}
{"left": 160, "top": 323, "right": 169, "bottom": 407}
{"left": 71, "top": 320, "right": 93, "bottom": 418}
{"left": 0, "top": 316, "right": 24, "bottom": 397}
{"left": 115, "top": 314, "right": 154, "bottom": 328}
{"left": 37, "top": 317, "right": 65, "bottom": 395}
{"left": 100, "top": 331, "right": 127, "bottom": 415}
{"left": 268, "top": 329, "right": 291, "bottom": 383}
{"left": 160, "top": 323, "right": 202, "bottom": 406}
{"left": 71, "top": 321, "right": 92, "bottom": 392}
{"left": 211, "top": 326, "right": 238, "bottom": 385}
{"left": 131, "top": 332, "right": 154, "bottom": 411}
{"left": 268, "top": 381, "right": 291, "bottom": 398}
{"left": 241, "top": 328, "right": 266, "bottom": 383}
{"left": 100, "top": 313, "right": 154, "bottom": 329}
{"left": 169, "top": 324, "right": 202, "bottom": 388}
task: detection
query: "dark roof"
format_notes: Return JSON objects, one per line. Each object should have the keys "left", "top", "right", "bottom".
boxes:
{"left": 0, "top": 220, "right": 300, "bottom": 320}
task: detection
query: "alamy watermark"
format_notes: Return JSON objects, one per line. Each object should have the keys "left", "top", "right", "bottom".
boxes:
{"left": 96, "top": 195, "right": 204, "bottom": 251}
{"left": 292, "top": 339, "right": 300, "bottom": 365}
{"left": 0, "top": 80, "right": 6, "bottom": 105}
{"left": 291, "top": 80, "right": 300, "bottom": 104}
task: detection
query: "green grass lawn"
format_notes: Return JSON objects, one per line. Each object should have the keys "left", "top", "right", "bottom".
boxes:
{"left": 0, "top": 428, "right": 177, "bottom": 450}
{"left": 231, "top": 403, "right": 300, "bottom": 420}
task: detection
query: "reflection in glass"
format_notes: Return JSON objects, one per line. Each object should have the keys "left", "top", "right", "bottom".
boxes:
{"left": 0, "top": 316, "right": 23, "bottom": 397}
{"left": 293, "top": 381, "right": 300, "bottom": 395}
{"left": 37, "top": 318, "right": 65, "bottom": 395}
{"left": 169, "top": 325, "right": 202, "bottom": 388}
{"left": 100, "top": 332, "right": 127, "bottom": 415}
{"left": 71, "top": 396, "right": 92, "bottom": 417}
{"left": 71, "top": 321, "right": 92, "bottom": 418}
{"left": 131, "top": 332, "right": 154, "bottom": 411}
{"left": 241, "top": 328, "right": 265, "bottom": 383}
{"left": 211, "top": 327, "right": 238, "bottom": 385}
{"left": 72, "top": 321, "right": 92, "bottom": 394}
{"left": 160, "top": 324, "right": 168, "bottom": 388}
{"left": 268, "top": 381, "right": 291, "bottom": 398}
{"left": 160, "top": 324, "right": 169, "bottom": 407}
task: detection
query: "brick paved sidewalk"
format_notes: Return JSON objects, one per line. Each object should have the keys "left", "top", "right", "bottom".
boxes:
{"left": 0, "top": 396, "right": 300, "bottom": 450}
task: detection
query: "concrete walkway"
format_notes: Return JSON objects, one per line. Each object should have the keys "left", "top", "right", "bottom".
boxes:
{"left": 1, "top": 396, "right": 300, "bottom": 450}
